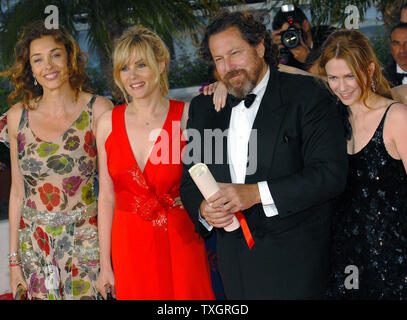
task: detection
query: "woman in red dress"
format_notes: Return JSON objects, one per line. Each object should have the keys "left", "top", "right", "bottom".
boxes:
{"left": 95, "top": 25, "right": 214, "bottom": 300}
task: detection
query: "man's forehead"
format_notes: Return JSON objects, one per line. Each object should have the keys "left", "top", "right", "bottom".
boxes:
{"left": 210, "top": 26, "right": 243, "bottom": 40}
{"left": 391, "top": 28, "right": 407, "bottom": 40}
{"left": 279, "top": 21, "right": 301, "bottom": 31}
{"left": 209, "top": 27, "right": 246, "bottom": 48}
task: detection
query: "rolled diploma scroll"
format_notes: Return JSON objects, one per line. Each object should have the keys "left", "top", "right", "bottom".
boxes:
{"left": 188, "top": 163, "right": 240, "bottom": 231}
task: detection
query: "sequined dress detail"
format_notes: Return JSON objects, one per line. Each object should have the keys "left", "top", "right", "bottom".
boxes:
{"left": 15, "top": 95, "right": 99, "bottom": 300}
{"left": 327, "top": 103, "right": 407, "bottom": 299}
{"left": 106, "top": 101, "right": 214, "bottom": 299}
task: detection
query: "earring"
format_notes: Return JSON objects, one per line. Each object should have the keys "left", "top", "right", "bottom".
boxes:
{"left": 371, "top": 78, "right": 376, "bottom": 93}
{"left": 33, "top": 75, "right": 38, "bottom": 86}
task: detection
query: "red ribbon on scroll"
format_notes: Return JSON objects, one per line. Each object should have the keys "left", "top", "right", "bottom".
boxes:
{"left": 234, "top": 211, "right": 254, "bottom": 250}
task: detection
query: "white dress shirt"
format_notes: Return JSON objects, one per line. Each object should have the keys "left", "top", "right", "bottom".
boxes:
{"left": 227, "top": 67, "right": 278, "bottom": 218}
{"left": 199, "top": 67, "right": 278, "bottom": 230}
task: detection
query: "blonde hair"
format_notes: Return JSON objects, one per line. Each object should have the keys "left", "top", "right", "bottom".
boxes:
{"left": 113, "top": 25, "right": 170, "bottom": 102}
{"left": 318, "top": 29, "right": 392, "bottom": 107}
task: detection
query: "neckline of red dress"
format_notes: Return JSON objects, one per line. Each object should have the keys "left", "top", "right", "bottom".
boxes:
{"left": 123, "top": 101, "right": 172, "bottom": 176}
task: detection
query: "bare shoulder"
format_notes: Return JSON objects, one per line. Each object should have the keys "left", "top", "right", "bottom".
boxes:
{"left": 386, "top": 101, "right": 407, "bottom": 127}
{"left": 391, "top": 84, "right": 407, "bottom": 104}
{"left": 97, "top": 108, "right": 113, "bottom": 128}
{"left": 95, "top": 108, "right": 113, "bottom": 141}
{"left": 93, "top": 95, "right": 114, "bottom": 114}
{"left": 278, "top": 64, "right": 313, "bottom": 77}
{"left": 182, "top": 101, "right": 190, "bottom": 118}
{"left": 6, "top": 102, "right": 25, "bottom": 137}
{"left": 7, "top": 101, "right": 24, "bottom": 117}
{"left": 92, "top": 95, "right": 114, "bottom": 122}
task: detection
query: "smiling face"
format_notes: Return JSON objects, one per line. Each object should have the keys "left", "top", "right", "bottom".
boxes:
{"left": 209, "top": 26, "right": 267, "bottom": 98}
{"left": 119, "top": 48, "right": 164, "bottom": 101}
{"left": 325, "top": 58, "right": 363, "bottom": 107}
{"left": 29, "top": 35, "right": 70, "bottom": 90}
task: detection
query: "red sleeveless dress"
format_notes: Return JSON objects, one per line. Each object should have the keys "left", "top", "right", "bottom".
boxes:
{"left": 106, "top": 100, "right": 214, "bottom": 300}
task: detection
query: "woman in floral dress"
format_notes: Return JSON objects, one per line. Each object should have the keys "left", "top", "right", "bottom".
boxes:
{"left": 0, "top": 22, "right": 113, "bottom": 299}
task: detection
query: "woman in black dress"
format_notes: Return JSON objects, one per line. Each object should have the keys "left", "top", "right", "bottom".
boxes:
{"left": 317, "top": 29, "right": 407, "bottom": 299}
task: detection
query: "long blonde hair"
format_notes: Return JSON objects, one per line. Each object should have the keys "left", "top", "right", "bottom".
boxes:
{"left": 318, "top": 29, "right": 392, "bottom": 107}
{"left": 112, "top": 25, "right": 170, "bottom": 102}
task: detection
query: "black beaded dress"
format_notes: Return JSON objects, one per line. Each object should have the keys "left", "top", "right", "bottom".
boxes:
{"left": 327, "top": 103, "right": 407, "bottom": 299}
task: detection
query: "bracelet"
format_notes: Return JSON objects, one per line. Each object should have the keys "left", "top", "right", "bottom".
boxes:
{"left": 9, "top": 261, "right": 21, "bottom": 267}
{"left": 8, "top": 252, "right": 18, "bottom": 259}
{"left": 9, "top": 258, "right": 21, "bottom": 263}
{"left": 8, "top": 259, "right": 21, "bottom": 264}
{"left": 8, "top": 257, "right": 21, "bottom": 263}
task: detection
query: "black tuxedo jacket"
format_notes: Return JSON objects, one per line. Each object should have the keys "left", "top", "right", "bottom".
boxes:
{"left": 181, "top": 68, "right": 347, "bottom": 236}
{"left": 180, "top": 68, "right": 348, "bottom": 298}
{"left": 384, "top": 60, "right": 404, "bottom": 88}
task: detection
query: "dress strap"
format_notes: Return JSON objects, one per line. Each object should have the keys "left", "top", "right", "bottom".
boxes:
{"left": 169, "top": 100, "right": 185, "bottom": 122}
{"left": 18, "top": 108, "right": 28, "bottom": 131}
{"left": 111, "top": 104, "right": 127, "bottom": 142}
{"left": 385, "top": 101, "right": 400, "bottom": 114}
{"left": 377, "top": 101, "right": 400, "bottom": 132}
{"left": 383, "top": 101, "right": 400, "bottom": 121}
{"left": 87, "top": 94, "right": 98, "bottom": 128}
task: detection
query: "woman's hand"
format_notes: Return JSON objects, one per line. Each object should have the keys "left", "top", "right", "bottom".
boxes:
{"left": 202, "top": 81, "right": 228, "bottom": 112}
{"left": 10, "top": 266, "right": 28, "bottom": 299}
{"left": 173, "top": 196, "right": 184, "bottom": 209}
{"left": 96, "top": 267, "right": 116, "bottom": 300}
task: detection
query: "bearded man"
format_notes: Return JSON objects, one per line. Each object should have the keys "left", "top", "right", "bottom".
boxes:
{"left": 180, "top": 10, "right": 348, "bottom": 299}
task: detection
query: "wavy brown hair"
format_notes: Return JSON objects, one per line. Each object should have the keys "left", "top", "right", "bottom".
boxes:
{"left": 1, "top": 21, "right": 91, "bottom": 110}
{"left": 199, "top": 10, "right": 279, "bottom": 69}
{"left": 317, "top": 29, "right": 392, "bottom": 107}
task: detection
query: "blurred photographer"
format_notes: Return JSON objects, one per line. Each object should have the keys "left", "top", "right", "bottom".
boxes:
{"left": 272, "top": 4, "right": 334, "bottom": 71}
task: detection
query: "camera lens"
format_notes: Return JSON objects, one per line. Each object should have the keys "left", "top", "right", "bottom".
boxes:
{"left": 282, "top": 30, "right": 300, "bottom": 49}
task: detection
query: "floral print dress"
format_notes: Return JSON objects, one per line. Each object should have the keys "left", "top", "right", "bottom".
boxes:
{"left": 0, "top": 113, "right": 8, "bottom": 147}
{"left": 1, "top": 95, "right": 100, "bottom": 300}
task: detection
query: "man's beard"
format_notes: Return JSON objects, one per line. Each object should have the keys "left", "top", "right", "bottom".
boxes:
{"left": 222, "top": 62, "right": 263, "bottom": 99}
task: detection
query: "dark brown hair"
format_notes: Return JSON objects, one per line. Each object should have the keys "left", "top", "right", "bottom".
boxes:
{"left": 199, "top": 10, "right": 279, "bottom": 68}
{"left": 1, "top": 21, "right": 91, "bottom": 110}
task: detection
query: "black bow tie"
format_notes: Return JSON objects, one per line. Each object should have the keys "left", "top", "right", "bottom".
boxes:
{"left": 395, "top": 73, "right": 407, "bottom": 83}
{"left": 230, "top": 93, "right": 257, "bottom": 108}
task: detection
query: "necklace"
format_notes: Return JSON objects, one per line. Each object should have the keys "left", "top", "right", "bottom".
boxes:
{"left": 134, "top": 115, "right": 151, "bottom": 126}
{"left": 129, "top": 101, "right": 169, "bottom": 126}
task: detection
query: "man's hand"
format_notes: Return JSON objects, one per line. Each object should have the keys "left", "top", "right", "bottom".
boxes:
{"left": 272, "top": 22, "right": 311, "bottom": 64}
{"left": 200, "top": 199, "right": 235, "bottom": 228}
{"left": 209, "top": 183, "right": 261, "bottom": 215}
{"left": 272, "top": 29, "right": 284, "bottom": 49}
{"left": 290, "top": 38, "right": 310, "bottom": 63}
